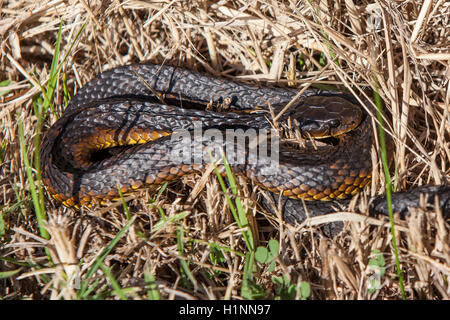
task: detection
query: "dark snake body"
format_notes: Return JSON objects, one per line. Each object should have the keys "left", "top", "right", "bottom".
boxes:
{"left": 40, "top": 64, "right": 449, "bottom": 228}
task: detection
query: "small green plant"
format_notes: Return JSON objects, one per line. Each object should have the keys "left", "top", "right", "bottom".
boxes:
{"left": 207, "top": 243, "right": 227, "bottom": 277}
{"left": 367, "top": 249, "right": 386, "bottom": 294}
{"left": 298, "top": 281, "right": 311, "bottom": 300}
{"left": 241, "top": 251, "right": 266, "bottom": 299}
{"left": 272, "top": 275, "right": 311, "bottom": 300}
{"left": 209, "top": 243, "right": 226, "bottom": 266}
{"left": 255, "top": 239, "right": 279, "bottom": 272}
{"left": 254, "top": 240, "right": 310, "bottom": 300}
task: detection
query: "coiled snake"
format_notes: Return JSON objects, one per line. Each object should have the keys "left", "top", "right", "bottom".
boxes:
{"left": 40, "top": 64, "right": 450, "bottom": 232}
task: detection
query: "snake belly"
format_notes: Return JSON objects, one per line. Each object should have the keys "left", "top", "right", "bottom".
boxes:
{"left": 40, "top": 64, "right": 373, "bottom": 209}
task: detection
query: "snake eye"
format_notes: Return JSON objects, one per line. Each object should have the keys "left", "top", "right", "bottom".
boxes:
{"left": 329, "top": 119, "right": 341, "bottom": 128}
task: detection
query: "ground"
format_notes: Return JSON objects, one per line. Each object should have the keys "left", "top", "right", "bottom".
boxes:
{"left": 0, "top": 0, "right": 449, "bottom": 300}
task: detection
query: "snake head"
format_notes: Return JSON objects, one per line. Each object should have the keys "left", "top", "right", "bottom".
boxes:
{"left": 291, "top": 95, "right": 363, "bottom": 138}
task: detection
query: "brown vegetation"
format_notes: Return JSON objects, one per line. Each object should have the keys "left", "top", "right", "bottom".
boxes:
{"left": 0, "top": 0, "right": 449, "bottom": 300}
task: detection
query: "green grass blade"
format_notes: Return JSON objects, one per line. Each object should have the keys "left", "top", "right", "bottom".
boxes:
{"left": 79, "top": 278, "right": 101, "bottom": 299}
{"left": 176, "top": 226, "right": 197, "bottom": 291}
{"left": 151, "top": 210, "right": 189, "bottom": 232}
{"left": 78, "top": 215, "right": 136, "bottom": 299}
{"left": 0, "top": 140, "right": 6, "bottom": 164}
{"left": 0, "top": 79, "right": 14, "bottom": 97}
{"left": 117, "top": 185, "right": 131, "bottom": 220}
{"left": 44, "top": 20, "right": 63, "bottom": 114}
{"left": 144, "top": 268, "right": 161, "bottom": 300}
{"left": 210, "top": 152, "right": 254, "bottom": 252}
{"left": 31, "top": 100, "right": 47, "bottom": 221}
{"left": 148, "top": 182, "right": 169, "bottom": 222}
{"left": 373, "top": 83, "right": 406, "bottom": 300}
{"left": 0, "top": 207, "right": 7, "bottom": 237}
{"left": 0, "top": 269, "right": 22, "bottom": 279}
{"left": 17, "top": 113, "right": 48, "bottom": 240}
{"left": 99, "top": 263, "right": 128, "bottom": 300}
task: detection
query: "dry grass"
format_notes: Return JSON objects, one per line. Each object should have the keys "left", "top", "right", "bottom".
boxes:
{"left": 0, "top": 0, "right": 449, "bottom": 300}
